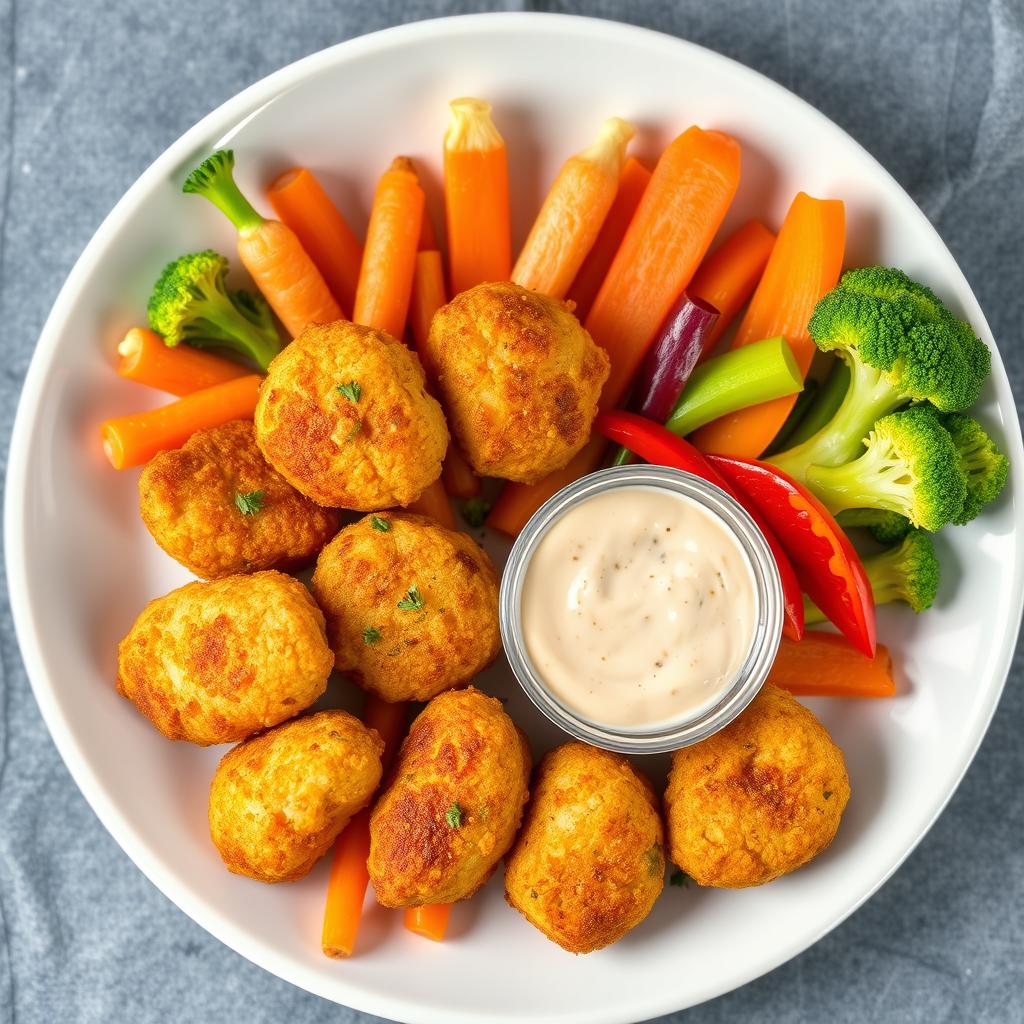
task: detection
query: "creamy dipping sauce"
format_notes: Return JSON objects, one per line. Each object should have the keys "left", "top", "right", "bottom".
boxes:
{"left": 520, "top": 486, "right": 757, "bottom": 728}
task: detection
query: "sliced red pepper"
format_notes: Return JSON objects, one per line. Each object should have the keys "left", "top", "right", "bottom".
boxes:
{"left": 707, "top": 455, "right": 876, "bottom": 657}
{"left": 594, "top": 411, "right": 804, "bottom": 641}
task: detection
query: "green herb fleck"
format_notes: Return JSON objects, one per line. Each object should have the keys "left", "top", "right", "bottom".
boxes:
{"left": 337, "top": 380, "right": 362, "bottom": 402}
{"left": 397, "top": 585, "right": 425, "bottom": 611}
{"left": 645, "top": 843, "right": 663, "bottom": 877}
{"left": 461, "top": 497, "right": 492, "bottom": 529}
{"left": 234, "top": 490, "right": 264, "bottom": 516}
{"left": 345, "top": 419, "right": 363, "bottom": 443}
{"left": 362, "top": 626, "right": 382, "bottom": 646}
{"left": 445, "top": 803, "right": 463, "bottom": 828}
{"left": 823, "top": 791, "right": 833, "bottom": 800}
{"left": 530, "top": 889, "right": 539, "bottom": 899}
{"left": 370, "top": 515, "right": 391, "bottom": 532}
{"left": 669, "top": 869, "right": 691, "bottom": 888}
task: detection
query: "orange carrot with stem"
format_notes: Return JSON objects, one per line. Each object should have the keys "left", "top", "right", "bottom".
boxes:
{"left": 512, "top": 117, "right": 635, "bottom": 299}
{"left": 688, "top": 219, "right": 776, "bottom": 354}
{"left": 404, "top": 903, "right": 452, "bottom": 942}
{"left": 444, "top": 98, "right": 511, "bottom": 294}
{"left": 566, "top": 156, "right": 651, "bottom": 321}
{"left": 101, "top": 374, "right": 262, "bottom": 469}
{"left": 690, "top": 193, "right": 845, "bottom": 456}
{"left": 267, "top": 167, "right": 364, "bottom": 313}
{"left": 116, "top": 327, "right": 252, "bottom": 396}
{"left": 353, "top": 157, "right": 425, "bottom": 340}
{"left": 322, "top": 696, "right": 408, "bottom": 959}
{"left": 183, "top": 150, "right": 344, "bottom": 336}
{"left": 768, "top": 632, "right": 895, "bottom": 698}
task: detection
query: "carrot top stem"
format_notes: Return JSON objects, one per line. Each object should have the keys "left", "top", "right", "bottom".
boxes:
{"left": 445, "top": 97, "right": 502, "bottom": 152}
{"left": 183, "top": 149, "right": 265, "bottom": 234}
{"left": 579, "top": 116, "right": 635, "bottom": 177}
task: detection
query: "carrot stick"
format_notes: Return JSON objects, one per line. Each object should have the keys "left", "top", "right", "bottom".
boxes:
{"left": 418, "top": 206, "right": 439, "bottom": 252}
{"left": 404, "top": 903, "right": 452, "bottom": 942}
{"left": 688, "top": 219, "right": 776, "bottom": 353}
{"left": 353, "top": 157, "right": 424, "bottom": 340}
{"left": 267, "top": 167, "right": 364, "bottom": 314}
{"left": 690, "top": 193, "right": 845, "bottom": 456}
{"left": 512, "top": 117, "right": 635, "bottom": 299}
{"left": 444, "top": 98, "right": 511, "bottom": 294}
{"left": 322, "top": 696, "right": 407, "bottom": 959}
{"left": 183, "top": 150, "right": 343, "bottom": 337}
{"left": 442, "top": 451, "right": 481, "bottom": 499}
{"left": 115, "top": 327, "right": 252, "bottom": 396}
{"left": 407, "top": 476, "right": 457, "bottom": 528}
{"left": 566, "top": 156, "right": 651, "bottom": 322}
{"left": 101, "top": 374, "right": 262, "bottom": 469}
{"left": 768, "top": 632, "right": 895, "bottom": 698}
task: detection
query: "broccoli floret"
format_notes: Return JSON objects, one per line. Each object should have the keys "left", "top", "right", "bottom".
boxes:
{"left": 805, "top": 529, "right": 939, "bottom": 623}
{"left": 944, "top": 413, "right": 1010, "bottom": 523}
{"left": 147, "top": 250, "right": 281, "bottom": 370}
{"left": 836, "top": 509, "right": 913, "bottom": 544}
{"left": 769, "top": 266, "right": 990, "bottom": 480}
{"left": 804, "top": 405, "right": 967, "bottom": 531}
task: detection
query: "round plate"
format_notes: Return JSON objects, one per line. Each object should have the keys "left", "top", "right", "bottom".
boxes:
{"left": 6, "top": 13, "right": 1022, "bottom": 1024}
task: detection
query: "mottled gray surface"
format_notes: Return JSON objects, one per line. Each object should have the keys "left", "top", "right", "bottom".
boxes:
{"left": 1, "top": 1, "right": 1022, "bottom": 1022}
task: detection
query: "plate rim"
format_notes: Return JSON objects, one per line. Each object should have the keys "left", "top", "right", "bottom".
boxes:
{"left": 5, "top": 12, "right": 1023, "bottom": 1023}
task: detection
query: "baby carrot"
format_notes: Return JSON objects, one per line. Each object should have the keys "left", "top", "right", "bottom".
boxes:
{"left": 444, "top": 98, "right": 511, "bottom": 294}
{"left": 688, "top": 219, "right": 776, "bottom": 354}
{"left": 183, "top": 150, "right": 343, "bottom": 337}
{"left": 566, "top": 156, "right": 651, "bottom": 321}
{"left": 768, "top": 633, "right": 895, "bottom": 698}
{"left": 407, "top": 475, "right": 457, "bottom": 528}
{"left": 353, "top": 157, "right": 425, "bottom": 340}
{"left": 404, "top": 904, "right": 452, "bottom": 942}
{"left": 512, "top": 117, "right": 635, "bottom": 299}
{"left": 267, "top": 166, "right": 364, "bottom": 313}
{"left": 115, "top": 327, "right": 252, "bottom": 396}
{"left": 100, "top": 374, "right": 262, "bottom": 469}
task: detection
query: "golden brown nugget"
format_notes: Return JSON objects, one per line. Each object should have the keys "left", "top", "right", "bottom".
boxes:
{"left": 254, "top": 320, "right": 448, "bottom": 510}
{"left": 208, "top": 710, "right": 383, "bottom": 883}
{"left": 311, "top": 512, "right": 500, "bottom": 703}
{"left": 429, "top": 282, "right": 610, "bottom": 483}
{"left": 505, "top": 742, "right": 664, "bottom": 954}
{"left": 117, "top": 571, "right": 333, "bottom": 745}
{"left": 368, "top": 688, "right": 531, "bottom": 906}
{"left": 139, "top": 419, "right": 339, "bottom": 579}
{"left": 665, "top": 684, "right": 850, "bottom": 889}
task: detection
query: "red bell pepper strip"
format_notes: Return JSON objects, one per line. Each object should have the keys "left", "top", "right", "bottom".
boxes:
{"left": 706, "top": 455, "right": 876, "bottom": 657}
{"left": 594, "top": 411, "right": 804, "bottom": 641}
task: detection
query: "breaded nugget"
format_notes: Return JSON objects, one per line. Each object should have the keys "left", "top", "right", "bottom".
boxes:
{"left": 505, "top": 742, "right": 664, "bottom": 954}
{"left": 429, "top": 282, "right": 610, "bottom": 483}
{"left": 254, "top": 320, "right": 448, "bottom": 510}
{"left": 368, "top": 688, "right": 531, "bottom": 906}
{"left": 310, "top": 512, "right": 500, "bottom": 703}
{"left": 139, "top": 419, "right": 339, "bottom": 579}
{"left": 117, "top": 571, "right": 333, "bottom": 745}
{"left": 208, "top": 710, "right": 383, "bottom": 883}
{"left": 665, "top": 684, "right": 850, "bottom": 888}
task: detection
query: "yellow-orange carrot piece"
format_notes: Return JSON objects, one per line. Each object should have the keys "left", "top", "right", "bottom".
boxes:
{"left": 404, "top": 903, "right": 452, "bottom": 942}
{"left": 688, "top": 219, "right": 776, "bottom": 353}
{"left": 512, "top": 117, "right": 635, "bottom": 299}
{"left": 442, "top": 451, "right": 481, "bottom": 499}
{"left": 267, "top": 167, "right": 364, "bottom": 313}
{"left": 322, "top": 696, "right": 407, "bottom": 959}
{"left": 418, "top": 206, "right": 439, "bottom": 251}
{"left": 101, "top": 374, "right": 262, "bottom": 469}
{"left": 183, "top": 150, "right": 343, "bottom": 337}
{"left": 444, "top": 98, "right": 511, "bottom": 294}
{"left": 691, "top": 193, "right": 845, "bottom": 456}
{"left": 353, "top": 157, "right": 424, "bottom": 340}
{"left": 768, "top": 633, "right": 895, "bottom": 698}
{"left": 408, "top": 478, "right": 456, "bottom": 529}
{"left": 115, "top": 327, "right": 252, "bottom": 396}
{"left": 566, "top": 156, "right": 651, "bottom": 321}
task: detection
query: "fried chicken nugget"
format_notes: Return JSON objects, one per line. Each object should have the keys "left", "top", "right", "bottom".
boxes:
{"left": 310, "top": 512, "right": 500, "bottom": 703}
{"left": 505, "top": 742, "right": 664, "bottom": 954}
{"left": 254, "top": 320, "right": 449, "bottom": 510}
{"left": 368, "top": 688, "right": 531, "bottom": 906}
{"left": 665, "top": 684, "right": 850, "bottom": 888}
{"left": 208, "top": 710, "right": 383, "bottom": 883}
{"left": 429, "top": 282, "right": 610, "bottom": 483}
{"left": 139, "top": 420, "right": 339, "bottom": 579}
{"left": 117, "top": 571, "right": 333, "bottom": 745}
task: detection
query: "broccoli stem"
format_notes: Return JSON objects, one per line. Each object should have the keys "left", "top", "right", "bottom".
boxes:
{"left": 183, "top": 293, "right": 280, "bottom": 370}
{"left": 183, "top": 150, "right": 264, "bottom": 234}
{"left": 783, "top": 358, "right": 850, "bottom": 449}
{"left": 804, "top": 436, "right": 914, "bottom": 517}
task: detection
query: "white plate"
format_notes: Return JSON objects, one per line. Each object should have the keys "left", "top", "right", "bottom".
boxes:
{"left": 6, "top": 13, "right": 1023, "bottom": 1024}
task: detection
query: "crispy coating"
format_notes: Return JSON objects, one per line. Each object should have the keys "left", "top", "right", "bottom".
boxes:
{"left": 310, "top": 512, "right": 500, "bottom": 703}
{"left": 368, "top": 688, "right": 531, "bottom": 906}
{"left": 117, "top": 571, "right": 333, "bottom": 745}
{"left": 138, "top": 419, "right": 339, "bottom": 579}
{"left": 208, "top": 710, "right": 384, "bottom": 883}
{"left": 254, "top": 320, "right": 449, "bottom": 510}
{"left": 665, "top": 684, "right": 850, "bottom": 888}
{"left": 429, "top": 282, "right": 610, "bottom": 483}
{"left": 505, "top": 742, "right": 664, "bottom": 954}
